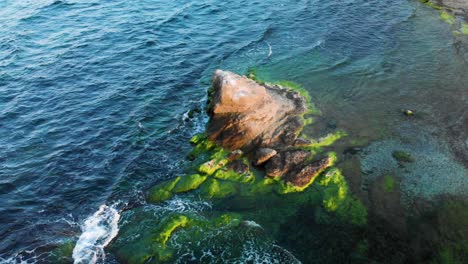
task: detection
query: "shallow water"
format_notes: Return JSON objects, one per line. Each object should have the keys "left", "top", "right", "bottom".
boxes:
{"left": 0, "top": 0, "right": 467, "bottom": 263}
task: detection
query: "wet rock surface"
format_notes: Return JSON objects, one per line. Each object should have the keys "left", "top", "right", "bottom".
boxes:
{"left": 284, "top": 156, "right": 333, "bottom": 187}
{"left": 206, "top": 70, "right": 332, "bottom": 188}
{"left": 207, "top": 70, "right": 307, "bottom": 151}
{"left": 254, "top": 148, "right": 278, "bottom": 165}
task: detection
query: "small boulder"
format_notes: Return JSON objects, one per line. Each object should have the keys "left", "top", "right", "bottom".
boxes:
{"left": 294, "top": 138, "right": 312, "bottom": 147}
{"left": 227, "top": 149, "right": 243, "bottom": 161}
{"left": 254, "top": 148, "right": 277, "bottom": 166}
{"left": 265, "top": 150, "right": 311, "bottom": 178}
{"left": 284, "top": 156, "right": 333, "bottom": 187}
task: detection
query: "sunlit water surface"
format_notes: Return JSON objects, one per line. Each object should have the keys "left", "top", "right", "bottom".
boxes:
{"left": 0, "top": 0, "right": 467, "bottom": 262}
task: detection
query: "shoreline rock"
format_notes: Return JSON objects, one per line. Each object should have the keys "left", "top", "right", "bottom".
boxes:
{"left": 207, "top": 70, "right": 331, "bottom": 189}
{"left": 207, "top": 70, "right": 308, "bottom": 151}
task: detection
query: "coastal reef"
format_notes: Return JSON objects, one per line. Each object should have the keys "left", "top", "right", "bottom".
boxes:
{"left": 110, "top": 70, "right": 366, "bottom": 263}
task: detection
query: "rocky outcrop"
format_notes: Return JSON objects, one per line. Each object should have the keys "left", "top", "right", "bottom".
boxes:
{"left": 206, "top": 70, "right": 332, "bottom": 188}
{"left": 207, "top": 70, "right": 307, "bottom": 151}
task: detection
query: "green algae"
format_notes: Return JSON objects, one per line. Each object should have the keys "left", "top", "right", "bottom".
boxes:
{"left": 187, "top": 133, "right": 218, "bottom": 161}
{"left": 111, "top": 209, "right": 245, "bottom": 264}
{"left": 392, "top": 150, "right": 414, "bottom": 163}
{"left": 49, "top": 239, "right": 75, "bottom": 264}
{"left": 273, "top": 80, "right": 320, "bottom": 115}
{"left": 199, "top": 178, "right": 237, "bottom": 199}
{"left": 318, "top": 168, "right": 367, "bottom": 226}
{"left": 172, "top": 174, "right": 207, "bottom": 193}
{"left": 440, "top": 11, "right": 456, "bottom": 24}
{"left": 213, "top": 159, "right": 254, "bottom": 183}
{"left": 214, "top": 167, "right": 254, "bottom": 183}
{"left": 154, "top": 215, "right": 191, "bottom": 245}
{"left": 419, "top": 0, "right": 443, "bottom": 10}
{"left": 300, "top": 132, "right": 347, "bottom": 151}
{"left": 461, "top": 23, "right": 468, "bottom": 35}
{"left": 383, "top": 175, "right": 396, "bottom": 192}
{"left": 240, "top": 176, "right": 279, "bottom": 195}
{"left": 197, "top": 150, "right": 229, "bottom": 175}
{"left": 147, "top": 176, "right": 181, "bottom": 203}
{"left": 246, "top": 67, "right": 265, "bottom": 84}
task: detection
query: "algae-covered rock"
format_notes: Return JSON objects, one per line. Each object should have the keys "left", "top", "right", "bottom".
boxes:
{"left": 172, "top": 174, "right": 207, "bottom": 193}
{"left": 155, "top": 215, "right": 190, "bottom": 245}
{"left": 383, "top": 175, "right": 396, "bottom": 192}
{"left": 440, "top": 11, "right": 456, "bottom": 24}
{"left": 214, "top": 159, "right": 254, "bottom": 183}
{"left": 49, "top": 239, "right": 76, "bottom": 264}
{"left": 147, "top": 177, "right": 181, "bottom": 203}
{"left": 199, "top": 178, "right": 237, "bottom": 199}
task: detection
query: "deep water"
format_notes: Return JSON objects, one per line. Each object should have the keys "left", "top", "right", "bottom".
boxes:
{"left": 0, "top": 0, "right": 467, "bottom": 263}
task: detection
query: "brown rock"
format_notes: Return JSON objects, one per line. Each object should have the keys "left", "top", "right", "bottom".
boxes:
{"left": 294, "top": 137, "right": 312, "bottom": 147}
{"left": 227, "top": 149, "right": 243, "bottom": 161}
{"left": 207, "top": 70, "right": 307, "bottom": 151}
{"left": 254, "top": 148, "right": 277, "bottom": 166}
{"left": 284, "top": 156, "right": 333, "bottom": 187}
{"left": 265, "top": 150, "right": 311, "bottom": 178}
{"left": 225, "top": 159, "right": 250, "bottom": 175}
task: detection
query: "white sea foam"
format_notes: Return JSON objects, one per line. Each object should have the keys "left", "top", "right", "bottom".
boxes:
{"left": 72, "top": 204, "right": 120, "bottom": 264}
{"left": 243, "top": 220, "right": 263, "bottom": 229}
{"left": 266, "top": 42, "right": 272, "bottom": 57}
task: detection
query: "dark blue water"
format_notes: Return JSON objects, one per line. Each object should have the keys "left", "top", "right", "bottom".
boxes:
{"left": 0, "top": 0, "right": 467, "bottom": 263}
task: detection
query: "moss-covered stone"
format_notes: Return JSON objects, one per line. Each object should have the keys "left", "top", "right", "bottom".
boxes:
{"left": 49, "top": 239, "right": 76, "bottom": 264}
{"left": 154, "top": 215, "right": 191, "bottom": 245}
{"left": 392, "top": 150, "right": 414, "bottom": 163}
{"left": 213, "top": 160, "right": 254, "bottom": 183}
{"left": 246, "top": 67, "right": 265, "bottom": 84}
{"left": 440, "top": 11, "right": 456, "bottom": 24}
{"left": 172, "top": 174, "right": 208, "bottom": 193}
{"left": 199, "top": 178, "right": 237, "bottom": 199}
{"left": 383, "top": 175, "right": 396, "bottom": 192}
{"left": 197, "top": 152, "right": 229, "bottom": 175}
{"left": 300, "top": 131, "right": 347, "bottom": 151}
{"left": 461, "top": 23, "right": 468, "bottom": 35}
{"left": 147, "top": 177, "right": 181, "bottom": 203}
{"left": 187, "top": 133, "right": 218, "bottom": 160}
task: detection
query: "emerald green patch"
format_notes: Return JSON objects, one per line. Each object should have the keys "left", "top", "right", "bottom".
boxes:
{"left": 154, "top": 215, "right": 191, "bottom": 245}
{"left": 199, "top": 179, "right": 237, "bottom": 199}
{"left": 147, "top": 177, "right": 181, "bottom": 203}
{"left": 440, "top": 11, "right": 455, "bottom": 24}
{"left": 383, "top": 175, "right": 396, "bottom": 192}
{"left": 173, "top": 174, "right": 208, "bottom": 193}
{"left": 461, "top": 23, "right": 468, "bottom": 35}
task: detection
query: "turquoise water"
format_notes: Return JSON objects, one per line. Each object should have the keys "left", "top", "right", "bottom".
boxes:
{"left": 0, "top": 0, "right": 467, "bottom": 263}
